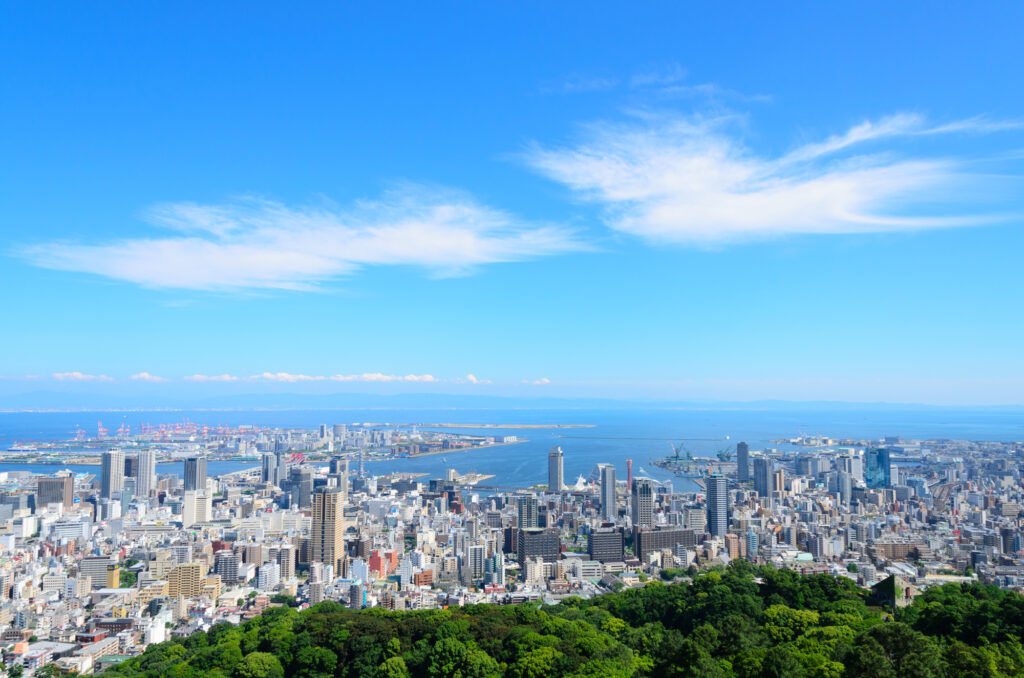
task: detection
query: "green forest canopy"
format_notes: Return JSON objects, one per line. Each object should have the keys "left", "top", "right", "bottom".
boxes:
{"left": 105, "top": 561, "right": 1024, "bottom": 678}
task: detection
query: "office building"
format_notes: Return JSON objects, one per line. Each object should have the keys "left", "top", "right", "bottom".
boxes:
{"left": 631, "top": 477, "right": 654, "bottom": 528}
{"left": 548, "top": 446, "right": 564, "bottom": 492}
{"left": 706, "top": 474, "right": 729, "bottom": 537}
{"left": 635, "top": 528, "right": 697, "bottom": 563}
{"left": 736, "top": 441, "right": 750, "bottom": 482}
{"left": 588, "top": 528, "right": 624, "bottom": 562}
{"left": 754, "top": 457, "right": 775, "bottom": 498}
{"left": 37, "top": 475, "right": 73, "bottom": 510}
{"left": 311, "top": 487, "right": 345, "bottom": 572}
{"left": 100, "top": 450, "right": 124, "bottom": 500}
{"left": 599, "top": 465, "right": 616, "bottom": 521}
{"left": 135, "top": 450, "right": 156, "bottom": 497}
{"left": 290, "top": 465, "right": 314, "bottom": 509}
{"left": 516, "top": 528, "right": 560, "bottom": 569}
{"left": 865, "top": 448, "right": 894, "bottom": 489}
{"left": 183, "top": 456, "right": 207, "bottom": 492}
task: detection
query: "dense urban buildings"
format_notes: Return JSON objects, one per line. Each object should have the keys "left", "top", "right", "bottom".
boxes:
{"left": 0, "top": 420, "right": 1022, "bottom": 676}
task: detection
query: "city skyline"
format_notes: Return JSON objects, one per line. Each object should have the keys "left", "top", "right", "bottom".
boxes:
{"left": 3, "top": 4, "right": 1024, "bottom": 405}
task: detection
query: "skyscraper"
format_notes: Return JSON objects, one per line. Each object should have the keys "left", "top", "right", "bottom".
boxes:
{"left": 290, "top": 465, "right": 314, "bottom": 509}
{"left": 517, "top": 495, "right": 539, "bottom": 529}
{"left": 311, "top": 487, "right": 345, "bottom": 572}
{"left": 183, "top": 456, "right": 207, "bottom": 492}
{"left": 706, "top": 473, "right": 728, "bottom": 537}
{"left": 865, "top": 448, "right": 894, "bottom": 489}
{"left": 135, "top": 450, "right": 155, "bottom": 497}
{"left": 631, "top": 477, "right": 654, "bottom": 528}
{"left": 100, "top": 449, "right": 124, "bottom": 499}
{"left": 547, "top": 446, "right": 564, "bottom": 492}
{"left": 753, "top": 456, "right": 775, "bottom": 498}
{"left": 736, "top": 441, "right": 750, "bottom": 482}
{"left": 599, "top": 465, "right": 616, "bottom": 521}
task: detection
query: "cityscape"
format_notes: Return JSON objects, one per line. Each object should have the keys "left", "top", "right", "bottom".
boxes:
{"left": 0, "top": 419, "right": 1020, "bottom": 673}
{"left": 3, "top": 3, "right": 1024, "bottom": 677}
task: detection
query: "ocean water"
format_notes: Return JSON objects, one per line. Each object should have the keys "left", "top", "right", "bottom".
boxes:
{"left": 0, "top": 408, "right": 1021, "bottom": 489}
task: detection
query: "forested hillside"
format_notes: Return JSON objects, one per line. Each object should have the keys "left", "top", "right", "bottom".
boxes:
{"left": 104, "top": 562, "right": 1024, "bottom": 678}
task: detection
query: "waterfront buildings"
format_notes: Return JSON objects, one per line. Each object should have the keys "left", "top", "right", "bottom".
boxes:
{"left": 548, "top": 446, "right": 564, "bottom": 492}
{"left": 736, "top": 441, "right": 750, "bottom": 483}
{"left": 706, "top": 473, "right": 728, "bottom": 537}
{"left": 100, "top": 450, "right": 124, "bottom": 500}
{"left": 599, "top": 465, "right": 616, "bottom": 521}
{"left": 183, "top": 456, "right": 207, "bottom": 492}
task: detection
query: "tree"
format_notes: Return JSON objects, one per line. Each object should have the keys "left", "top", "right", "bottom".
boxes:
{"left": 375, "top": 657, "right": 410, "bottom": 678}
{"left": 233, "top": 652, "right": 284, "bottom": 678}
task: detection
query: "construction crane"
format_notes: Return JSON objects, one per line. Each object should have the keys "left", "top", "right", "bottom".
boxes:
{"left": 97, "top": 421, "right": 109, "bottom": 438}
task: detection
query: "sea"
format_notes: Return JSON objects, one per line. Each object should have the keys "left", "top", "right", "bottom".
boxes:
{"left": 0, "top": 407, "right": 1021, "bottom": 492}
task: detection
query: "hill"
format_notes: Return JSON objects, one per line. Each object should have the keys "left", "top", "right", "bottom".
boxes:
{"left": 102, "top": 562, "right": 1024, "bottom": 678}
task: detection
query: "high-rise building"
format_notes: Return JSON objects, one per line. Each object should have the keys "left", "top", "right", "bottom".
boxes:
{"left": 516, "top": 528, "right": 560, "bottom": 570}
{"left": 290, "top": 465, "right": 314, "bottom": 509}
{"left": 168, "top": 563, "right": 204, "bottom": 599}
{"left": 100, "top": 450, "right": 124, "bottom": 500}
{"left": 706, "top": 474, "right": 729, "bottom": 537}
{"left": 37, "top": 475, "right": 74, "bottom": 510}
{"left": 123, "top": 454, "right": 138, "bottom": 479}
{"left": 214, "top": 551, "right": 240, "bottom": 582}
{"left": 736, "top": 442, "right": 750, "bottom": 482}
{"left": 517, "top": 496, "right": 539, "bottom": 529}
{"left": 588, "top": 529, "right": 624, "bottom": 562}
{"left": 753, "top": 457, "right": 775, "bottom": 498}
{"left": 865, "top": 448, "right": 894, "bottom": 489}
{"left": 135, "top": 450, "right": 156, "bottom": 497}
{"left": 631, "top": 478, "right": 654, "bottom": 528}
{"left": 183, "top": 456, "right": 207, "bottom": 492}
{"left": 277, "top": 544, "right": 296, "bottom": 580}
{"left": 261, "top": 453, "right": 276, "bottom": 485}
{"left": 547, "top": 447, "right": 564, "bottom": 492}
{"left": 599, "top": 465, "right": 617, "bottom": 521}
{"left": 837, "top": 471, "right": 853, "bottom": 505}
{"left": 311, "top": 488, "right": 345, "bottom": 572}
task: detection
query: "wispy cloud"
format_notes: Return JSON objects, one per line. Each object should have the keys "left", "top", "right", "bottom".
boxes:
{"left": 460, "top": 374, "right": 492, "bottom": 385}
{"left": 525, "top": 112, "right": 1020, "bottom": 244}
{"left": 184, "top": 374, "right": 239, "bottom": 382}
{"left": 52, "top": 372, "right": 114, "bottom": 382}
{"left": 251, "top": 372, "right": 325, "bottom": 382}
{"left": 130, "top": 372, "right": 168, "bottom": 383}
{"left": 19, "top": 186, "right": 582, "bottom": 292}
{"left": 329, "top": 373, "right": 438, "bottom": 383}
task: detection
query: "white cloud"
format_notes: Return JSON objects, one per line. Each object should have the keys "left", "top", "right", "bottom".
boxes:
{"left": 532, "top": 377, "right": 551, "bottom": 385}
{"left": 184, "top": 374, "right": 239, "bottom": 382}
{"left": 526, "top": 112, "right": 1017, "bottom": 244}
{"left": 250, "top": 372, "right": 325, "bottom": 382}
{"left": 130, "top": 372, "right": 168, "bottom": 382}
{"left": 20, "top": 186, "right": 582, "bottom": 292}
{"left": 329, "top": 373, "right": 438, "bottom": 383}
{"left": 52, "top": 372, "right": 114, "bottom": 382}
{"left": 461, "top": 374, "right": 492, "bottom": 385}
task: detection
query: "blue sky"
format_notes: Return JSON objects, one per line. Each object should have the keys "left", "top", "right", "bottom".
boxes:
{"left": 2, "top": 3, "right": 1024, "bottom": 405}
